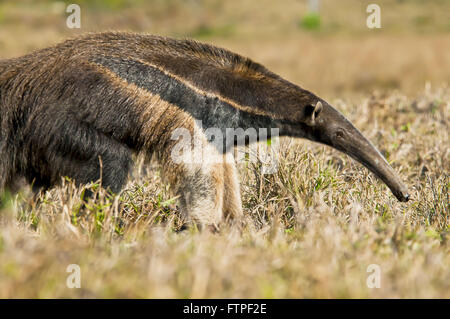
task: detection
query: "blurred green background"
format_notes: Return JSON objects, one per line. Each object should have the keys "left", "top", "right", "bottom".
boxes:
{"left": 0, "top": 0, "right": 449, "bottom": 97}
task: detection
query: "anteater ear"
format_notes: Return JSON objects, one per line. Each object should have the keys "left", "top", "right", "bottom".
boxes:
{"left": 305, "top": 101, "right": 323, "bottom": 126}
{"left": 314, "top": 101, "right": 323, "bottom": 118}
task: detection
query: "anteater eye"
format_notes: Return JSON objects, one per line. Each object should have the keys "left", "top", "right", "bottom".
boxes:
{"left": 335, "top": 129, "right": 345, "bottom": 139}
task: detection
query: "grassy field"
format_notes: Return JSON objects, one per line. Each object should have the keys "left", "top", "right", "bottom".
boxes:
{"left": 0, "top": 0, "right": 448, "bottom": 298}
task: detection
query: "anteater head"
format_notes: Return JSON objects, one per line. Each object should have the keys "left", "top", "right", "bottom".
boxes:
{"left": 275, "top": 94, "right": 410, "bottom": 202}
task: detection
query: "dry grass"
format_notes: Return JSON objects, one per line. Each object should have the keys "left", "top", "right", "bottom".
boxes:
{"left": 0, "top": 86, "right": 448, "bottom": 298}
{"left": 0, "top": 0, "right": 448, "bottom": 298}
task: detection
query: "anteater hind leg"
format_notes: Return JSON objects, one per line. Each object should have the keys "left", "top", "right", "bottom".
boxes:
{"left": 70, "top": 142, "right": 132, "bottom": 196}
{"left": 26, "top": 118, "right": 133, "bottom": 196}
{"left": 58, "top": 141, "right": 132, "bottom": 196}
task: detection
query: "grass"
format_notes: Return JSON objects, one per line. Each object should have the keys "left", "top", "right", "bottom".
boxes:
{"left": 0, "top": 0, "right": 448, "bottom": 298}
{"left": 0, "top": 86, "right": 448, "bottom": 298}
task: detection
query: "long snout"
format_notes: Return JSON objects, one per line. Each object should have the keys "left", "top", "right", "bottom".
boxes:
{"left": 280, "top": 100, "right": 410, "bottom": 202}
{"left": 330, "top": 121, "right": 410, "bottom": 202}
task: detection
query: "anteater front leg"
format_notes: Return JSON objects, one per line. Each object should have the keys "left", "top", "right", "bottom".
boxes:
{"left": 157, "top": 132, "right": 228, "bottom": 230}
{"left": 222, "top": 152, "right": 244, "bottom": 222}
{"left": 175, "top": 153, "right": 243, "bottom": 230}
{"left": 177, "top": 159, "right": 225, "bottom": 230}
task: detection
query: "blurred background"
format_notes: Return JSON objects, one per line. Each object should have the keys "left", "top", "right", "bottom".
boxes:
{"left": 0, "top": 0, "right": 449, "bottom": 97}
